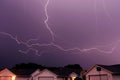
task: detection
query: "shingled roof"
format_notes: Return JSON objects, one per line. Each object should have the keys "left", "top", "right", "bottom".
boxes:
{"left": 98, "top": 64, "right": 120, "bottom": 75}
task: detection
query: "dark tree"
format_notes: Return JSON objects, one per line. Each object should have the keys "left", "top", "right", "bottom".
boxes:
{"left": 74, "top": 77, "right": 82, "bottom": 80}
{"left": 64, "top": 64, "right": 82, "bottom": 70}
{"left": 12, "top": 63, "right": 45, "bottom": 69}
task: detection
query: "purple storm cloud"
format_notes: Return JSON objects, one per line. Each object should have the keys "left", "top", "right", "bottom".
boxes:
{"left": 0, "top": 0, "right": 120, "bottom": 69}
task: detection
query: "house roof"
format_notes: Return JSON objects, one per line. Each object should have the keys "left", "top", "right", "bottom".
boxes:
{"left": 9, "top": 68, "right": 81, "bottom": 77}
{"left": 0, "top": 68, "right": 16, "bottom": 76}
{"left": 47, "top": 68, "right": 81, "bottom": 77}
{"left": 85, "top": 64, "right": 113, "bottom": 75}
{"left": 10, "top": 69, "right": 37, "bottom": 77}
{"left": 98, "top": 64, "right": 120, "bottom": 75}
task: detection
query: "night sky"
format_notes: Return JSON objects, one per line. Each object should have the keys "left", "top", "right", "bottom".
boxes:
{"left": 0, "top": 0, "right": 120, "bottom": 69}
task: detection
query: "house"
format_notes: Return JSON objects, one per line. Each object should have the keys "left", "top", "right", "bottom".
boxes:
{"left": 0, "top": 68, "right": 16, "bottom": 80}
{"left": 85, "top": 64, "right": 120, "bottom": 80}
{"left": 0, "top": 68, "right": 81, "bottom": 80}
{"left": 31, "top": 68, "right": 80, "bottom": 80}
{"left": 0, "top": 68, "right": 36, "bottom": 80}
{"left": 11, "top": 68, "right": 37, "bottom": 80}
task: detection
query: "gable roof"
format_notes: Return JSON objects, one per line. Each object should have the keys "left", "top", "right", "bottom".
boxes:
{"left": 0, "top": 68, "right": 16, "bottom": 76}
{"left": 31, "top": 69, "right": 40, "bottom": 77}
{"left": 86, "top": 64, "right": 120, "bottom": 75}
{"left": 85, "top": 65, "right": 112, "bottom": 75}
{"left": 98, "top": 64, "right": 120, "bottom": 75}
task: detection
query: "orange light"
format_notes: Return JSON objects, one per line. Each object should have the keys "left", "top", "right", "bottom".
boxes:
{"left": 12, "top": 76, "right": 16, "bottom": 80}
{"left": 72, "top": 77, "right": 76, "bottom": 80}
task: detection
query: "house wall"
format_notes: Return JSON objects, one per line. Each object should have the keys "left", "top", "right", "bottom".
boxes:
{"left": 112, "top": 75, "right": 120, "bottom": 80}
{"left": 86, "top": 66, "right": 112, "bottom": 80}
{"left": 16, "top": 77, "right": 29, "bottom": 80}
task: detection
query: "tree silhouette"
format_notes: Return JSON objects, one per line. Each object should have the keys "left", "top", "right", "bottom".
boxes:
{"left": 74, "top": 77, "right": 82, "bottom": 80}
{"left": 12, "top": 63, "right": 45, "bottom": 69}
{"left": 64, "top": 64, "right": 82, "bottom": 70}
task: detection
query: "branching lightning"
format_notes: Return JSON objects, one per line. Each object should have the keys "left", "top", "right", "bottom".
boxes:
{"left": 0, "top": 0, "right": 119, "bottom": 56}
{"left": 0, "top": 31, "right": 120, "bottom": 55}
{"left": 0, "top": 32, "right": 40, "bottom": 56}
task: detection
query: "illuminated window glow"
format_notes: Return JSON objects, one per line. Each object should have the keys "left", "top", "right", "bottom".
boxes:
{"left": 12, "top": 76, "right": 16, "bottom": 80}
{"left": 72, "top": 77, "right": 76, "bottom": 80}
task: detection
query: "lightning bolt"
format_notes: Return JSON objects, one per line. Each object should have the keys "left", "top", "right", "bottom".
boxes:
{"left": 0, "top": 0, "right": 118, "bottom": 56}
{"left": 0, "top": 32, "right": 41, "bottom": 56}
{"left": 44, "top": 0, "right": 55, "bottom": 41}
{"left": 0, "top": 31, "right": 120, "bottom": 56}
{"left": 25, "top": 40, "right": 120, "bottom": 54}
